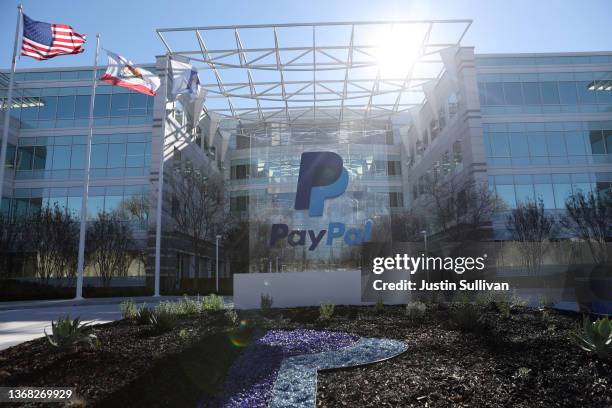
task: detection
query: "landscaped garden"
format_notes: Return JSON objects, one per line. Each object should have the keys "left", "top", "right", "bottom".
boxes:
{"left": 0, "top": 294, "right": 611, "bottom": 407}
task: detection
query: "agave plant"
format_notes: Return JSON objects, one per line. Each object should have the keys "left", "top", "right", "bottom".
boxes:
{"left": 574, "top": 316, "right": 612, "bottom": 360}
{"left": 45, "top": 316, "right": 98, "bottom": 350}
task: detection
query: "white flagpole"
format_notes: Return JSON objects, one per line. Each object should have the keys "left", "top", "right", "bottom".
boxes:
{"left": 0, "top": 4, "right": 23, "bottom": 215}
{"left": 75, "top": 33, "right": 100, "bottom": 300}
{"left": 153, "top": 54, "right": 171, "bottom": 297}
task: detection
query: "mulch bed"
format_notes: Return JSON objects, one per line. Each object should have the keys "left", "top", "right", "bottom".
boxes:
{"left": 0, "top": 305, "right": 610, "bottom": 407}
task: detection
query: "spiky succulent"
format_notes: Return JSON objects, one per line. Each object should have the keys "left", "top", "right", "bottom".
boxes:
{"left": 574, "top": 316, "right": 612, "bottom": 360}
{"left": 45, "top": 316, "right": 98, "bottom": 350}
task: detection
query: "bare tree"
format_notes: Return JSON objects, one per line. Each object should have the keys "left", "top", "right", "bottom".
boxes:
{"left": 390, "top": 208, "right": 427, "bottom": 242}
{"left": 86, "top": 211, "right": 136, "bottom": 287}
{"left": 561, "top": 191, "right": 611, "bottom": 265}
{"left": 419, "top": 173, "right": 502, "bottom": 240}
{"left": 168, "top": 159, "right": 231, "bottom": 277}
{"left": 506, "top": 199, "right": 556, "bottom": 275}
{"left": 24, "top": 205, "right": 79, "bottom": 283}
{"left": 0, "top": 213, "right": 25, "bottom": 277}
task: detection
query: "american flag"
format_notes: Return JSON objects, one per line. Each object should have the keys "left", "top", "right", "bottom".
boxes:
{"left": 21, "top": 14, "right": 86, "bottom": 60}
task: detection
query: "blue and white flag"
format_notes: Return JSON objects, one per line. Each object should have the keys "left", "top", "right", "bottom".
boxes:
{"left": 170, "top": 58, "right": 201, "bottom": 100}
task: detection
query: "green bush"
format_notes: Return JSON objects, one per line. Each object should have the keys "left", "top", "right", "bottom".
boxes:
{"left": 494, "top": 293, "right": 527, "bottom": 318}
{"left": 260, "top": 294, "right": 273, "bottom": 311}
{"left": 450, "top": 304, "right": 490, "bottom": 333}
{"left": 150, "top": 308, "right": 177, "bottom": 334}
{"left": 574, "top": 316, "right": 612, "bottom": 360}
{"left": 177, "top": 295, "right": 202, "bottom": 315}
{"left": 136, "top": 305, "right": 154, "bottom": 325}
{"left": 45, "top": 316, "right": 98, "bottom": 350}
{"left": 405, "top": 301, "right": 427, "bottom": 320}
{"left": 202, "top": 294, "right": 225, "bottom": 311}
{"left": 119, "top": 299, "right": 138, "bottom": 319}
{"left": 225, "top": 309, "right": 239, "bottom": 326}
{"left": 319, "top": 303, "right": 335, "bottom": 320}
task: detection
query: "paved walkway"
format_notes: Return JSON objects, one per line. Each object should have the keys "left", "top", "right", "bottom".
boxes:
{"left": 0, "top": 296, "right": 233, "bottom": 351}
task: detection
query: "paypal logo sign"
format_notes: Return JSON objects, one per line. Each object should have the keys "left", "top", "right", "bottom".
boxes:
{"left": 269, "top": 151, "right": 372, "bottom": 250}
{"left": 294, "top": 151, "right": 349, "bottom": 216}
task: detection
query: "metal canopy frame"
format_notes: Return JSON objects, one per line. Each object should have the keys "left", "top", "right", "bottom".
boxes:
{"left": 156, "top": 20, "right": 471, "bottom": 126}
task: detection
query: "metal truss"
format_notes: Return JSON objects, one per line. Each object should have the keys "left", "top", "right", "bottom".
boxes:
{"left": 156, "top": 20, "right": 471, "bottom": 126}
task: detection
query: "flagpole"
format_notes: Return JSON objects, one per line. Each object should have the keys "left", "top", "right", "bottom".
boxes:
{"left": 0, "top": 4, "right": 23, "bottom": 215}
{"left": 75, "top": 33, "right": 100, "bottom": 300}
{"left": 153, "top": 54, "right": 171, "bottom": 297}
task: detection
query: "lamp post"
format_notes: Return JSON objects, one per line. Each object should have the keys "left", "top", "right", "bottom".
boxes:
{"left": 215, "top": 234, "right": 221, "bottom": 293}
{"left": 420, "top": 230, "right": 428, "bottom": 283}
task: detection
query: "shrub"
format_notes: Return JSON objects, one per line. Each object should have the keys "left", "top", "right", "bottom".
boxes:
{"left": 119, "top": 299, "right": 138, "bottom": 319}
{"left": 494, "top": 293, "right": 527, "bottom": 318}
{"left": 574, "top": 316, "right": 612, "bottom": 360}
{"left": 202, "top": 294, "right": 225, "bottom": 311}
{"left": 45, "top": 316, "right": 98, "bottom": 350}
{"left": 405, "top": 301, "right": 427, "bottom": 320}
{"left": 136, "top": 305, "right": 153, "bottom": 325}
{"left": 225, "top": 309, "right": 239, "bottom": 326}
{"left": 260, "top": 294, "right": 273, "bottom": 311}
{"left": 150, "top": 308, "right": 177, "bottom": 334}
{"left": 450, "top": 304, "right": 489, "bottom": 333}
{"left": 319, "top": 303, "right": 335, "bottom": 320}
{"left": 177, "top": 295, "right": 202, "bottom": 315}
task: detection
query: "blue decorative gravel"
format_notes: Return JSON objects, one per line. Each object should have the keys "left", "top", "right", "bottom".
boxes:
{"left": 206, "top": 330, "right": 359, "bottom": 408}
{"left": 269, "top": 337, "right": 407, "bottom": 408}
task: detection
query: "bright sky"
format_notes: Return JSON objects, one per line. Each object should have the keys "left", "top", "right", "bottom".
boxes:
{"left": 1, "top": 0, "right": 611, "bottom": 69}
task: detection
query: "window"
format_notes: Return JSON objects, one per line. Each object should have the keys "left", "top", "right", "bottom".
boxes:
{"left": 107, "top": 144, "right": 126, "bottom": 167}
{"left": 589, "top": 130, "right": 605, "bottom": 154}
{"left": 32, "top": 146, "right": 47, "bottom": 170}
{"left": 577, "top": 81, "right": 597, "bottom": 104}
{"left": 503, "top": 82, "right": 523, "bottom": 105}
{"left": 558, "top": 82, "right": 578, "bottom": 105}
{"left": 93, "top": 94, "right": 111, "bottom": 117}
{"left": 56, "top": 95, "right": 75, "bottom": 119}
{"left": 534, "top": 184, "right": 555, "bottom": 209}
{"left": 527, "top": 132, "right": 548, "bottom": 156}
{"left": 495, "top": 184, "right": 516, "bottom": 208}
{"left": 564, "top": 131, "right": 586, "bottom": 155}
{"left": 387, "top": 161, "right": 401, "bottom": 176}
{"left": 70, "top": 145, "right": 85, "bottom": 169}
{"left": 91, "top": 144, "right": 108, "bottom": 168}
{"left": 16, "top": 146, "right": 33, "bottom": 170}
{"left": 37, "top": 96, "right": 56, "bottom": 120}
{"left": 110, "top": 94, "right": 130, "bottom": 117}
{"left": 546, "top": 132, "right": 567, "bottom": 156}
{"left": 522, "top": 82, "right": 541, "bottom": 105}
{"left": 389, "top": 192, "right": 403, "bottom": 208}
{"left": 540, "top": 82, "right": 560, "bottom": 104}
{"left": 515, "top": 184, "right": 534, "bottom": 204}
{"left": 52, "top": 145, "right": 71, "bottom": 170}
{"left": 75, "top": 95, "right": 90, "bottom": 119}
{"left": 489, "top": 133, "right": 510, "bottom": 157}
{"left": 509, "top": 133, "right": 529, "bottom": 157}
{"left": 126, "top": 143, "right": 145, "bottom": 167}
{"left": 484, "top": 82, "right": 504, "bottom": 105}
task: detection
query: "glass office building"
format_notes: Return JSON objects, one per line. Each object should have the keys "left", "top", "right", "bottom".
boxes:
{"left": 2, "top": 22, "right": 611, "bottom": 282}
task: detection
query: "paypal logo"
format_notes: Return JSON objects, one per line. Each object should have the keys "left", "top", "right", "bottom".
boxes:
{"left": 268, "top": 151, "right": 372, "bottom": 250}
{"left": 294, "top": 151, "right": 349, "bottom": 217}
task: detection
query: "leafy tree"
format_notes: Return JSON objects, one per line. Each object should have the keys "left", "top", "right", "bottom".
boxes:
{"left": 561, "top": 191, "right": 612, "bottom": 265}
{"left": 506, "top": 199, "right": 556, "bottom": 275}
{"left": 86, "top": 211, "right": 136, "bottom": 287}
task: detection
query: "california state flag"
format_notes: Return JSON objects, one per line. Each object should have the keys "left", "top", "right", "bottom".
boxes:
{"left": 101, "top": 50, "right": 160, "bottom": 96}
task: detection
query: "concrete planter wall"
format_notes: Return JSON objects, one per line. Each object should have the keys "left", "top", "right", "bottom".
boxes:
{"left": 233, "top": 270, "right": 362, "bottom": 309}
